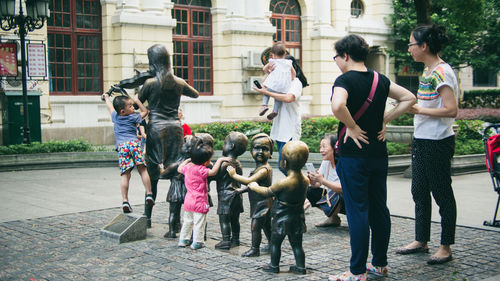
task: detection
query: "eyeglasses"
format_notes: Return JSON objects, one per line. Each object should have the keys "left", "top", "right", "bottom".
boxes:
{"left": 408, "top": 42, "right": 419, "bottom": 47}
{"left": 333, "top": 55, "right": 341, "bottom": 61}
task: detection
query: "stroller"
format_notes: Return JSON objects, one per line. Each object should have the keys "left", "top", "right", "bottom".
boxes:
{"left": 483, "top": 124, "right": 500, "bottom": 227}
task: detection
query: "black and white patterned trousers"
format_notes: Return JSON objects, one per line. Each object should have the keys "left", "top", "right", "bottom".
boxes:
{"left": 411, "top": 135, "right": 456, "bottom": 245}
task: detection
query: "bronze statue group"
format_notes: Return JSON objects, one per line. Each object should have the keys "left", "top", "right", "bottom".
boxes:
{"left": 103, "top": 44, "right": 310, "bottom": 275}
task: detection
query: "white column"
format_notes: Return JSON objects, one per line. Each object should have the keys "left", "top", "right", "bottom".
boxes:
{"left": 116, "top": 0, "right": 140, "bottom": 13}
{"left": 314, "top": 0, "right": 331, "bottom": 25}
{"left": 221, "top": 0, "right": 274, "bottom": 35}
{"left": 226, "top": 0, "right": 244, "bottom": 18}
{"left": 141, "top": 0, "right": 164, "bottom": 15}
{"left": 112, "top": 0, "right": 176, "bottom": 26}
{"left": 311, "top": 0, "right": 338, "bottom": 38}
{"left": 245, "top": 0, "right": 265, "bottom": 19}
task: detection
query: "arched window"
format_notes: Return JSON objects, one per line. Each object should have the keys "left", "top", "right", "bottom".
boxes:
{"left": 270, "top": 0, "right": 301, "bottom": 63}
{"left": 47, "top": 0, "right": 102, "bottom": 95}
{"left": 172, "top": 0, "right": 213, "bottom": 95}
{"left": 351, "top": 0, "right": 364, "bottom": 18}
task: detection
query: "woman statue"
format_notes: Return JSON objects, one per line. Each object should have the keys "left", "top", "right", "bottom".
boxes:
{"left": 138, "top": 44, "right": 199, "bottom": 227}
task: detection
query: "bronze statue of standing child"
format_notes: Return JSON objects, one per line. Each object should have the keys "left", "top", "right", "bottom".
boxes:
{"left": 227, "top": 133, "right": 273, "bottom": 257}
{"left": 248, "top": 140, "right": 310, "bottom": 274}
{"left": 163, "top": 134, "right": 196, "bottom": 238}
{"left": 212, "top": 132, "right": 248, "bottom": 250}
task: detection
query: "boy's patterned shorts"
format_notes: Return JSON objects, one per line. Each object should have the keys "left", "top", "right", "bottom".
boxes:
{"left": 117, "top": 139, "right": 145, "bottom": 175}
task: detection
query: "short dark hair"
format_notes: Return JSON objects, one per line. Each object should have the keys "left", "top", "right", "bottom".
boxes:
{"left": 190, "top": 139, "right": 213, "bottom": 165}
{"left": 323, "top": 133, "right": 337, "bottom": 149}
{"left": 334, "top": 34, "right": 369, "bottom": 62}
{"left": 112, "top": 96, "right": 131, "bottom": 113}
{"left": 411, "top": 24, "right": 449, "bottom": 55}
{"left": 323, "top": 133, "right": 338, "bottom": 164}
{"left": 271, "top": 42, "right": 286, "bottom": 57}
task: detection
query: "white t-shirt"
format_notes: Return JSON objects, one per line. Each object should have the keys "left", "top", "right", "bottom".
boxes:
{"left": 413, "top": 62, "right": 458, "bottom": 140}
{"left": 318, "top": 160, "right": 339, "bottom": 184}
{"left": 270, "top": 78, "right": 302, "bottom": 142}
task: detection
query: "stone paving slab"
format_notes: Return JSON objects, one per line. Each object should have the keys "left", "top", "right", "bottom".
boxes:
{"left": 1, "top": 201, "right": 499, "bottom": 281}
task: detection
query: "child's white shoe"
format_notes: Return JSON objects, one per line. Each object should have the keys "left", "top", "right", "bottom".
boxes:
{"left": 178, "top": 240, "right": 191, "bottom": 247}
{"left": 190, "top": 242, "right": 205, "bottom": 250}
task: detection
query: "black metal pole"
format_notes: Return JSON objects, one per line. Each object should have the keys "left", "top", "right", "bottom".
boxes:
{"left": 18, "top": 1, "right": 31, "bottom": 144}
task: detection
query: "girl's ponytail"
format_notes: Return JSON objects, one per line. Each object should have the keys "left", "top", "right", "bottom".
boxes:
{"left": 412, "top": 24, "right": 449, "bottom": 54}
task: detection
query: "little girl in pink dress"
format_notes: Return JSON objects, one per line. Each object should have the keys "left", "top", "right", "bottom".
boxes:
{"left": 177, "top": 139, "right": 231, "bottom": 249}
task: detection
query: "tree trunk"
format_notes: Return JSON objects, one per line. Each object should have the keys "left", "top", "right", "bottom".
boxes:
{"left": 414, "top": 0, "right": 431, "bottom": 25}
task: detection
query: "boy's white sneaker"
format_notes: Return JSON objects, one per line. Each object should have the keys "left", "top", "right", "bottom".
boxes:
{"left": 145, "top": 194, "right": 155, "bottom": 206}
{"left": 122, "top": 202, "right": 132, "bottom": 213}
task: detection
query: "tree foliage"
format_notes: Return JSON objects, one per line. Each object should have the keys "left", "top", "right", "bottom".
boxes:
{"left": 390, "top": 0, "right": 499, "bottom": 73}
{"left": 469, "top": 0, "right": 500, "bottom": 71}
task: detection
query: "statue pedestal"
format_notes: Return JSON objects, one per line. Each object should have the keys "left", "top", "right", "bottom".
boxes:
{"left": 101, "top": 213, "right": 147, "bottom": 243}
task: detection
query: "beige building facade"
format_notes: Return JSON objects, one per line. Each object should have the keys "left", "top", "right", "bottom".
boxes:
{"left": 0, "top": 0, "right": 496, "bottom": 145}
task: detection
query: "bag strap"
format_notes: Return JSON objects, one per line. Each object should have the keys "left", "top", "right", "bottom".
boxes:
{"left": 320, "top": 164, "right": 330, "bottom": 198}
{"left": 336, "top": 71, "right": 379, "bottom": 147}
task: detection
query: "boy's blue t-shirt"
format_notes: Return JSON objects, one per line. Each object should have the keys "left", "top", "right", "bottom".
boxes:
{"left": 112, "top": 111, "right": 142, "bottom": 147}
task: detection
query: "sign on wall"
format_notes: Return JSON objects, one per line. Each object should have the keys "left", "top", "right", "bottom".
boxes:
{"left": 0, "top": 43, "right": 18, "bottom": 76}
{"left": 27, "top": 43, "right": 47, "bottom": 77}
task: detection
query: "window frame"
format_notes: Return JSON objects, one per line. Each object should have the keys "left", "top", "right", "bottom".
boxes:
{"left": 172, "top": 3, "right": 213, "bottom": 96}
{"left": 473, "top": 68, "right": 498, "bottom": 87}
{"left": 350, "top": 0, "right": 364, "bottom": 18}
{"left": 47, "top": 0, "right": 103, "bottom": 96}
{"left": 270, "top": 0, "right": 302, "bottom": 65}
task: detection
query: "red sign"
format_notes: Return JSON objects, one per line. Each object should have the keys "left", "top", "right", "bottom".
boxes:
{"left": 28, "top": 43, "right": 46, "bottom": 77}
{"left": 0, "top": 43, "right": 18, "bottom": 76}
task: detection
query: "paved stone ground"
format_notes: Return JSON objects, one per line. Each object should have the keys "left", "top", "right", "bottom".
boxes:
{"left": 1, "top": 196, "right": 499, "bottom": 281}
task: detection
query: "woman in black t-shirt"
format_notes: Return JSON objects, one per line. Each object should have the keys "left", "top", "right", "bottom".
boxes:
{"left": 328, "top": 35, "right": 416, "bottom": 281}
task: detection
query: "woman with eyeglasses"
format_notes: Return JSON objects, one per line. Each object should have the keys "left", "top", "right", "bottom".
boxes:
{"left": 329, "top": 34, "right": 415, "bottom": 281}
{"left": 396, "top": 24, "right": 459, "bottom": 265}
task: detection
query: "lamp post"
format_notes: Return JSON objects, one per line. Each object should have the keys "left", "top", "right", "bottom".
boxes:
{"left": 0, "top": 0, "right": 49, "bottom": 144}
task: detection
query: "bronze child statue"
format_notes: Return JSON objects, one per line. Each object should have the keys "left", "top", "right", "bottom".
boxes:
{"left": 138, "top": 44, "right": 199, "bottom": 227}
{"left": 164, "top": 134, "right": 196, "bottom": 238}
{"left": 227, "top": 133, "right": 273, "bottom": 257}
{"left": 213, "top": 131, "right": 248, "bottom": 250}
{"left": 248, "top": 140, "right": 310, "bottom": 274}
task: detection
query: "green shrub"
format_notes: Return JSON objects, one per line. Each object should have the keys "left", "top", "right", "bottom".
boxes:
{"left": 387, "top": 142, "right": 411, "bottom": 155}
{"left": 300, "top": 137, "right": 322, "bottom": 153}
{"left": 191, "top": 120, "right": 272, "bottom": 151}
{"left": 301, "top": 116, "right": 339, "bottom": 140}
{"left": 191, "top": 117, "right": 339, "bottom": 153}
{"left": 389, "top": 113, "right": 414, "bottom": 126}
{"left": 0, "top": 139, "right": 93, "bottom": 155}
{"left": 454, "top": 139, "right": 484, "bottom": 155}
{"left": 478, "top": 115, "right": 500, "bottom": 124}
{"left": 455, "top": 119, "right": 483, "bottom": 142}
{"left": 461, "top": 89, "right": 500, "bottom": 108}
